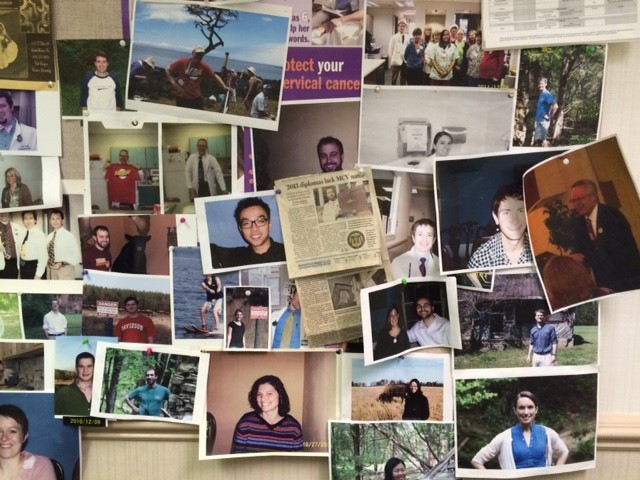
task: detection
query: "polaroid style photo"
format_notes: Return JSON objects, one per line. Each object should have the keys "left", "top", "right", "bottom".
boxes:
{"left": 91, "top": 341, "right": 209, "bottom": 424}
{"left": 223, "top": 286, "right": 270, "bottom": 350}
{"left": 127, "top": 1, "right": 291, "bottom": 130}
{"left": 340, "top": 351, "right": 453, "bottom": 422}
{"left": 195, "top": 191, "right": 286, "bottom": 274}
{"left": 200, "top": 350, "right": 337, "bottom": 459}
{"left": 360, "top": 276, "right": 461, "bottom": 366}
{"left": 82, "top": 270, "right": 172, "bottom": 344}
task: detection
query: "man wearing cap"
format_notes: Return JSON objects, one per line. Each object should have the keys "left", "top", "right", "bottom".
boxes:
{"left": 387, "top": 20, "right": 409, "bottom": 85}
{"left": 250, "top": 83, "right": 274, "bottom": 119}
{"left": 243, "top": 66, "right": 263, "bottom": 110}
{"left": 165, "top": 45, "right": 230, "bottom": 110}
{"left": 129, "top": 56, "right": 156, "bottom": 98}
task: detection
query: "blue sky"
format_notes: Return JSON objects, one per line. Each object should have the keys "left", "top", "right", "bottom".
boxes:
{"left": 133, "top": 3, "right": 290, "bottom": 66}
{"left": 55, "top": 336, "right": 118, "bottom": 371}
{"left": 351, "top": 355, "right": 445, "bottom": 385}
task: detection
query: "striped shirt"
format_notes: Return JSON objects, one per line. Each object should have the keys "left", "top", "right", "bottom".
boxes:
{"left": 231, "top": 412, "right": 303, "bottom": 453}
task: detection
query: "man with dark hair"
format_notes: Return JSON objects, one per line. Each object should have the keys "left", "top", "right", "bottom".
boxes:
{"left": 55, "top": 352, "right": 95, "bottom": 416}
{"left": 526, "top": 309, "right": 557, "bottom": 367}
{"left": 82, "top": 225, "right": 111, "bottom": 271}
{"left": 80, "top": 51, "right": 124, "bottom": 112}
{"left": 210, "top": 196, "right": 285, "bottom": 268}
{"left": 114, "top": 296, "right": 156, "bottom": 343}
{"left": 407, "top": 297, "right": 451, "bottom": 347}
{"left": 468, "top": 184, "right": 532, "bottom": 269}
{"left": 568, "top": 179, "right": 640, "bottom": 292}
{"left": 165, "top": 45, "right": 230, "bottom": 110}
{"left": 46, "top": 209, "right": 81, "bottom": 280}
{"left": 0, "top": 90, "right": 37, "bottom": 150}
{"left": 534, "top": 77, "right": 558, "bottom": 147}
{"left": 317, "top": 136, "right": 344, "bottom": 172}
{"left": 391, "top": 218, "right": 441, "bottom": 279}
{"left": 124, "top": 367, "right": 170, "bottom": 416}
{"left": 185, "top": 138, "right": 227, "bottom": 200}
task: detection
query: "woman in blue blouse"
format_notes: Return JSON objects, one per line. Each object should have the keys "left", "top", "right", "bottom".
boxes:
{"left": 404, "top": 28, "right": 426, "bottom": 85}
{"left": 471, "top": 391, "right": 569, "bottom": 469}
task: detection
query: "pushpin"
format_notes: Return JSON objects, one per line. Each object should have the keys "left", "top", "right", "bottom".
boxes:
{"left": 82, "top": 270, "right": 88, "bottom": 277}
{"left": 146, "top": 348, "right": 153, "bottom": 356}
{"left": 401, "top": 278, "right": 408, "bottom": 285}
{"left": 275, "top": 189, "right": 282, "bottom": 194}
{"left": 82, "top": 338, "right": 90, "bottom": 346}
{"left": 180, "top": 217, "right": 186, "bottom": 223}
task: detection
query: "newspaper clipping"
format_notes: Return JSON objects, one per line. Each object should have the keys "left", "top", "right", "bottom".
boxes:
{"left": 275, "top": 168, "right": 384, "bottom": 279}
{"left": 296, "top": 265, "right": 390, "bottom": 347}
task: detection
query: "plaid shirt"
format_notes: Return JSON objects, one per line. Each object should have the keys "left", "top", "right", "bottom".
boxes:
{"left": 468, "top": 232, "right": 533, "bottom": 269}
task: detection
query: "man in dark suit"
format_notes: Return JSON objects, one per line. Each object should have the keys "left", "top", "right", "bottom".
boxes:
{"left": 569, "top": 179, "right": 640, "bottom": 292}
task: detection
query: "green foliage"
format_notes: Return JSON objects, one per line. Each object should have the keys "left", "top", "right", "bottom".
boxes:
{"left": 574, "top": 438, "right": 596, "bottom": 462}
{"left": 544, "top": 199, "right": 577, "bottom": 253}
{"left": 83, "top": 285, "right": 170, "bottom": 313}
{"left": 575, "top": 302, "right": 598, "bottom": 325}
{"left": 57, "top": 40, "right": 130, "bottom": 116}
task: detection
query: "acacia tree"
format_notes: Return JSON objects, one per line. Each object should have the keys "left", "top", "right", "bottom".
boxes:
{"left": 185, "top": 5, "right": 239, "bottom": 54}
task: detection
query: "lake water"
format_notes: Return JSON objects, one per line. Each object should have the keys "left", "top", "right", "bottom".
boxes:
{"left": 132, "top": 44, "right": 284, "bottom": 82}
{"left": 172, "top": 247, "right": 239, "bottom": 339}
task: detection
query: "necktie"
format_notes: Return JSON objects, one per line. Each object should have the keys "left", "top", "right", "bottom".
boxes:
{"left": 401, "top": 34, "right": 405, "bottom": 44}
{"left": 48, "top": 230, "right": 57, "bottom": 266}
{"left": 586, "top": 217, "right": 596, "bottom": 240}
{"left": 197, "top": 156, "right": 210, "bottom": 197}
{"left": 419, "top": 257, "right": 427, "bottom": 276}
{"left": 20, "top": 231, "right": 29, "bottom": 260}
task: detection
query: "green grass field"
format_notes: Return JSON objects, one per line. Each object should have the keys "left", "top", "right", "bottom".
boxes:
{"left": 24, "top": 314, "right": 83, "bottom": 340}
{"left": 454, "top": 325, "right": 598, "bottom": 369}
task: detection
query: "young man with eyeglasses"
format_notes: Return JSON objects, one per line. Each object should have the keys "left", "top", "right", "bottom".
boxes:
{"left": 209, "top": 196, "right": 285, "bottom": 268}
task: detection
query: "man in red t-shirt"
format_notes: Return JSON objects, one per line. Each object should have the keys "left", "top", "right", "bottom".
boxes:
{"left": 114, "top": 296, "right": 156, "bottom": 343}
{"left": 165, "top": 45, "right": 230, "bottom": 110}
{"left": 104, "top": 149, "right": 141, "bottom": 208}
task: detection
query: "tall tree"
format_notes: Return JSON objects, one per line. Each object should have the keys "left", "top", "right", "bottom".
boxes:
{"left": 185, "top": 6, "right": 239, "bottom": 54}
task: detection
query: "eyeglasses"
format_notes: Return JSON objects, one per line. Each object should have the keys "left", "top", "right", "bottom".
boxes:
{"left": 239, "top": 217, "right": 269, "bottom": 230}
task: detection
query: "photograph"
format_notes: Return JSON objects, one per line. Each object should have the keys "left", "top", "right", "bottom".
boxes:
{"left": 171, "top": 247, "right": 239, "bottom": 344}
{"left": 0, "top": 203, "right": 83, "bottom": 281}
{"left": 53, "top": 335, "right": 117, "bottom": 417}
{"left": 91, "top": 342, "right": 209, "bottom": 424}
{"left": 0, "top": 393, "right": 80, "bottom": 480}
{"left": 78, "top": 214, "right": 180, "bottom": 275}
{"left": 195, "top": 192, "right": 285, "bottom": 273}
{"left": 251, "top": 102, "right": 360, "bottom": 190}
{"left": 455, "top": 370, "right": 597, "bottom": 477}
{"left": 524, "top": 136, "right": 640, "bottom": 311}
{"left": 360, "top": 277, "right": 461, "bottom": 365}
{"left": 82, "top": 271, "right": 172, "bottom": 344}
{"left": 341, "top": 352, "right": 452, "bottom": 422}
{"left": 512, "top": 45, "right": 606, "bottom": 148}
{"left": 202, "top": 351, "right": 337, "bottom": 458}
{"left": 21, "top": 294, "right": 82, "bottom": 340}
{"left": 330, "top": 421, "right": 456, "bottom": 480}
{"left": 224, "top": 286, "right": 270, "bottom": 350}
{"left": 0, "top": 156, "right": 62, "bottom": 214}
{"left": 359, "top": 86, "right": 514, "bottom": 173}
{"left": 310, "top": 0, "right": 364, "bottom": 47}
{"left": 57, "top": 39, "right": 129, "bottom": 117}
{"left": 0, "top": 89, "right": 62, "bottom": 157}
{"left": 85, "top": 119, "right": 161, "bottom": 214}
{"left": 454, "top": 271, "right": 599, "bottom": 370}
{"left": 435, "top": 149, "right": 566, "bottom": 274}
{"left": 161, "top": 123, "right": 234, "bottom": 214}
{"left": 0, "top": 341, "right": 53, "bottom": 392}
{"left": 127, "top": 1, "right": 291, "bottom": 130}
